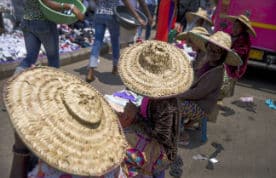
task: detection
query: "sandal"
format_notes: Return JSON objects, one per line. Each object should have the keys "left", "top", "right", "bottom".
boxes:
{"left": 86, "top": 67, "right": 95, "bottom": 82}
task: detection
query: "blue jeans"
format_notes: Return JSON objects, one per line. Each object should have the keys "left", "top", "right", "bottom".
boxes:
{"left": 18, "top": 19, "right": 59, "bottom": 69}
{"left": 137, "top": 4, "right": 156, "bottom": 40}
{"left": 90, "top": 14, "right": 120, "bottom": 67}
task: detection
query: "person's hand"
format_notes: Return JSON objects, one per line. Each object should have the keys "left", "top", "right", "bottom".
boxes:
{"left": 148, "top": 16, "right": 154, "bottom": 26}
{"left": 174, "top": 22, "right": 183, "bottom": 33}
{"left": 118, "top": 102, "right": 138, "bottom": 128}
{"left": 72, "top": 6, "right": 84, "bottom": 21}
{"left": 138, "top": 17, "right": 147, "bottom": 27}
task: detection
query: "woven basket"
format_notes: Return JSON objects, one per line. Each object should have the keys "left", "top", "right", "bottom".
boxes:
{"left": 38, "top": 0, "right": 86, "bottom": 24}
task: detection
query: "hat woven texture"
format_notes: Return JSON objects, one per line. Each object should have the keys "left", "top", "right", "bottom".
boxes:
{"left": 3, "top": 67, "right": 127, "bottom": 176}
{"left": 189, "top": 31, "right": 242, "bottom": 66}
{"left": 118, "top": 40, "right": 194, "bottom": 98}
{"left": 224, "top": 14, "right": 256, "bottom": 37}
{"left": 186, "top": 8, "right": 213, "bottom": 25}
{"left": 177, "top": 26, "right": 210, "bottom": 40}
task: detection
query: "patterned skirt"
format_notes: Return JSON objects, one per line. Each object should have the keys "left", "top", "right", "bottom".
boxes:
{"left": 122, "top": 123, "right": 171, "bottom": 177}
{"left": 181, "top": 100, "right": 207, "bottom": 123}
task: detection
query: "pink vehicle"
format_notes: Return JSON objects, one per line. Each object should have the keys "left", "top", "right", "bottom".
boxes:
{"left": 213, "top": 0, "right": 276, "bottom": 70}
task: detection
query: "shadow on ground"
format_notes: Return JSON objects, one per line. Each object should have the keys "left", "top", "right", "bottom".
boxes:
{"left": 218, "top": 104, "right": 236, "bottom": 117}
{"left": 178, "top": 129, "right": 205, "bottom": 150}
{"left": 74, "top": 66, "right": 123, "bottom": 85}
{"left": 231, "top": 100, "right": 257, "bottom": 113}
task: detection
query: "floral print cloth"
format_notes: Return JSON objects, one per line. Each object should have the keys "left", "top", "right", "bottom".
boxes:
{"left": 28, "top": 160, "right": 127, "bottom": 178}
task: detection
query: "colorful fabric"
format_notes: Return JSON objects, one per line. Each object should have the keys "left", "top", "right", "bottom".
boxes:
{"left": 122, "top": 98, "right": 179, "bottom": 177}
{"left": 181, "top": 100, "right": 207, "bottom": 122}
{"left": 139, "top": 97, "right": 149, "bottom": 119}
{"left": 28, "top": 160, "right": 126, "bottom": 178}
{"left": 225, "top": 32, "right": 251, "bottom": 79}
{"left": 24, "top": 0, "right": 45, "bottom": 20}
{"left": 155, "top": 0, "right": 176, "bottom": 41}
{"left": 123, "top": 124, "right": 170, "bottom": 177}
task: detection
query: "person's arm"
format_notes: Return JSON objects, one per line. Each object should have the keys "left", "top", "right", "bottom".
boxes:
{"left": 145, "top": 99, "right": 177, "bottom": 147}
{"left": 42, "top": 0, "right": 84, "bottom": 20}
{"left": 137, "top": 0, "right": 153, "bottom": 25}
{"left": 179, "top": 67, "right": 223, "bottom": 100}
{"left": 121, "top": 0, "right": 147, "bottom": 26}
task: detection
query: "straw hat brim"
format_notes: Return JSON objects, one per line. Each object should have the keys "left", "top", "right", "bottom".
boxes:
{"left": 224, "top": 15, "right": 256, "bottom": 37}
{"left": 186, "top": 11, "right": 213, "bottom": 25}
{"left": 188, "top": 32, "right": 242, "bottom": 66}
{"left": 176, "top": 32, "right": 189, "bottom": 40}
{"left": 3, "top": 67, "right": 127, "bottom": 176}
{"left": 118, "top": 41, "right": 194, "bottom": 98}
{"left": 177, "top": 29, "right": 210, "bottom": 40}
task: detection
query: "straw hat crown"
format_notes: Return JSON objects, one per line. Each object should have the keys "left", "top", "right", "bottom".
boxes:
{"left": 119, "top": 40, "right": 194, "bottom": 98}
{"left": 4, "top": 67, "right": 127, "bottom": 176}
{"left": 186, "top": 8, "right": 213, "bottom": 25}
{"left": 139, "top": 42, "right": 173, "bottom": 74}
{"left": 208, "top": 31, "right": 232, "bottom": 49}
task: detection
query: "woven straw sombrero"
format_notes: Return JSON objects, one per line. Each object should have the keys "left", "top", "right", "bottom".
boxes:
{"left": 189, "top": 31, "right": 242, "bottom": 66}
{"left": 223, "top": 14, "right": 256, "bottom": 37}
{"left": 186, "top": 8, "right": 213, "bottom": 26}
{"left": 177, "top": 26, "right": 210, "bottom": 40}
{"left": 118, "top": 40, "right": 194, "bottom": 98}
{"left": 3, "top": 67, "right": 127, "bottom": 176}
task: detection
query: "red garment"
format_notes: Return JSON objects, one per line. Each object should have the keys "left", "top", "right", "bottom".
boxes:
{"left": 155, "top": 0, "right": 176, "bottom": 42}
{"left": 225, "top": 32, "right": 251, "bottom": 79}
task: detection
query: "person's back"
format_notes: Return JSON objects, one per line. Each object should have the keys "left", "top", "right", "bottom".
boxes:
{"left": 191, "top": 65, "right": 224, "bottom": 113}
{"left": 23, "top": 0, "right": 45, "bottom": 20}
{"left": 95, "top": 0, "right": 119, "bottom": 15}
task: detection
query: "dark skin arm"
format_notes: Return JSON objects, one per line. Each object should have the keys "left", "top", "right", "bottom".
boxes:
{"left": 121, "top": 0, "right": 147, "bottom": 26}
{"left": 42, "top": 0, "right": 84, "bottom": 20}
{"left": 137, "top": 0, "right": 153, "bottom": 25}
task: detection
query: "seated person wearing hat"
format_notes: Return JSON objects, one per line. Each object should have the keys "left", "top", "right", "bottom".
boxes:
{"left": 6, "top": 42, "right": 194, "bottom": 178}
{"left": 5, "top": 68, "right": 128, "bottom": 177}
{"left": 177, "top": 31, "right": 242, "bottom": 144}
{"left": 117, "top": 40, "right": 194, "bottom": 177}
{"left": 184, "top": 8, "right": 213, "bottom": 33}
{"left": 220, "top": 14, "right": 256, "bottom": 98}
{"left": 177, "top": 26, "right": 211, "bottom": 80}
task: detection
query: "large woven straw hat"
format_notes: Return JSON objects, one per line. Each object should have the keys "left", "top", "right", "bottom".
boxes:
{"left": 186, "top": 8, "right": 213, "bottom": 25}
{"left": 177, "top": 26, "right": 210, "bottom": 40}
{"left": 189, "top": 31, "right": 242, "bottom": 66}
{"left": 223, "top": 14, "right": 256, "bottom": 37}
{"left": 3, "top": 67, "right": 127, "bottom": 176}
{"left": 118, "top": 40, "right": 194, "bottom": 98}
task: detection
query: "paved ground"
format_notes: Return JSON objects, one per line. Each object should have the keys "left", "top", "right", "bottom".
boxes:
{"left": 0, "top": 53, "right": 276, "bottom": 178}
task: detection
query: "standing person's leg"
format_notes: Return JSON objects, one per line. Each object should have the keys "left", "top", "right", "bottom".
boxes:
{"left": 15, "top": 20, "right": 41, "bottom": 74}
{"left": 87, "top": 15, "right": 106, "bottom": 81}
{"left": 107, "top": 15, "right": 120, "bottom": 74}
{"left": 39, "top": 21, "right": 60, "bottom": 68}
{"left": 136, "top": 26, "right": 143, "bottom": 40}
{"left": 145, "top": 4, "right": 156, "bottom": 40}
